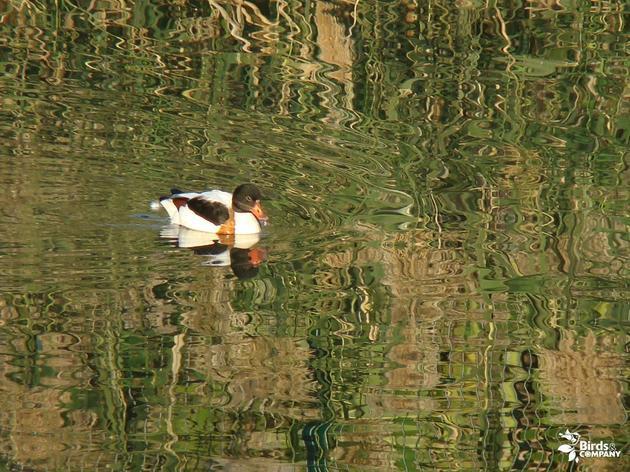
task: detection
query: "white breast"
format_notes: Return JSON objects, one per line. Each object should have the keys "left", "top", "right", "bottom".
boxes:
{"left": 234, "top": 212, "right": 261, "bottom": 234}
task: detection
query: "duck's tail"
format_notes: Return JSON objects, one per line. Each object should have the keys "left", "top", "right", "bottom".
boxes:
{"left": 155, "top": 189, "right": 194, "bottom": 223}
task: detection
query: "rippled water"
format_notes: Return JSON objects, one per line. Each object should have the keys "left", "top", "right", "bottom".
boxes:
{"left": 0, "top": 1, "right": 627, "bottom": 471}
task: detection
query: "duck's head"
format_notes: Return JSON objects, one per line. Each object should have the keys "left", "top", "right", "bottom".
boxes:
{"left": 233, "top": 183, "right": 267, "bottom": 224}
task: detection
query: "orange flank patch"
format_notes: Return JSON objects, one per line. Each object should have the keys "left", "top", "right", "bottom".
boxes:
{"left": 217, "top": 217, "right": 235, "bottom": 234}
{"left": 217, "top": 234, "right": 235, "bottom": 245}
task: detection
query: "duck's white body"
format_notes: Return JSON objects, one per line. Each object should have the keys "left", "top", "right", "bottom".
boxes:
{"left": 160, "top": 190, "right": 262, "bottom": 234}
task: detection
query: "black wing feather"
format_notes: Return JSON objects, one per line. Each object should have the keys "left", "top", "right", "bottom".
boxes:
{"left": 187, "top": 197, "right": 230, "bottom": 225}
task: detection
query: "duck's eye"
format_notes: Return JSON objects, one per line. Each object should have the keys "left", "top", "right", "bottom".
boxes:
{"left": 246, "top": 196, "right": 253, "bottom": 202}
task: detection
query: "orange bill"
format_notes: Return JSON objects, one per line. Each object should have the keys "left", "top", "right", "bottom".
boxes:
{"left": 251, "top": 201, "right": 268, "bottom": 223}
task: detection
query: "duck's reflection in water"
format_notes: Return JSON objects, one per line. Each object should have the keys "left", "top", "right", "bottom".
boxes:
{"left": 160, "top": 226, "right": 266, "bottom": 279}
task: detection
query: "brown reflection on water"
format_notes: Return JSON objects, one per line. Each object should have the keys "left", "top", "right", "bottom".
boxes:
{"left": 0, "top": 330, "right": 108, "bottom": 469}
{"left": 183, "top": 313, "right": 319, "bottom": 417}
{"left": 539, "top": 330, "right": 625, "bottom": 426}
{"left": 316, "top": 227, "right": 479, "bottom": 468}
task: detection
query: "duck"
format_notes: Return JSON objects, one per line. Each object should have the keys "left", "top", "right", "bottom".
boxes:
{"left": 159, "top": 183, "right": 267, "bottom": 234}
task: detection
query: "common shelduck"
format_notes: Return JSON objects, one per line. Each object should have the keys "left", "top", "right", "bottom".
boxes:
{"left": 159, "top": 183, "right": 267, "bottom": 234}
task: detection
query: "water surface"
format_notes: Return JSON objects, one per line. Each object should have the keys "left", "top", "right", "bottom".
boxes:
{"left": 0, "top": 1, "right": 627, "bottom": 470}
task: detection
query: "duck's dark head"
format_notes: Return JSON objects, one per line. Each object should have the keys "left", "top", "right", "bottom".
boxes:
{"left": 233, "top": 183, "right": 267, "bottom": 223}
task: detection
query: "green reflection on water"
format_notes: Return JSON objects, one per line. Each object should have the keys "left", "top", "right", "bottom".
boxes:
{"left": 0, "top": 0, "right": 627, "bottom": 471}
